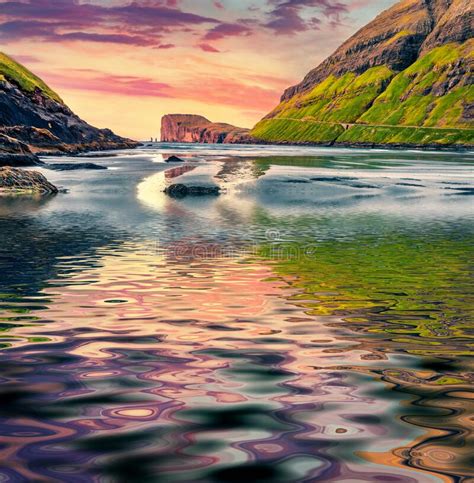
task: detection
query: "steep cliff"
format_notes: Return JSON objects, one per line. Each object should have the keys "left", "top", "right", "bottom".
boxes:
{"left": 161, "top": 114, "right": 251, "bottom": 144}
{"left": 251, "top": 0, "right": 473, "bottom": 148}
{"left": 0, "top": 52, "right": 138, "bottom": 165}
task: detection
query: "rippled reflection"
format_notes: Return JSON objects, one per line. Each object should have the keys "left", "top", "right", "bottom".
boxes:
{"left": 0, "top": 146, "right": 473, "bottom": 482}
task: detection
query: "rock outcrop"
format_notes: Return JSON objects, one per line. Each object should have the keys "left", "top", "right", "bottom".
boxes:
{"left": 251, "top": 0, "right": 473, "bottom": 148}
{"left": 0, "top": 52, "right": 138, "bottom": 164}
{"left": 47, "top": 162, "right": 107, "bottom": 171}
{"left": 161, "top": 114, "right": 252, "bottom": 144}
{"left": 0, "top": 167, "right": 58, "bottom": 194}
{"left": 0, "top": 133, "right": 41, "bottom": 167}
{"left": 164, "top": 183, "right": 220, "bottom": 198}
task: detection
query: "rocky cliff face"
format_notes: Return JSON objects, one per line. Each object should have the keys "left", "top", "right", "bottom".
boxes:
{"left": 251, "top": 0, "right": 473, "bottom": 148}
{"left": 161, "top": 114, "right": 252, "bottom": 144}
{"left": 0, "top": 52, "right": 138, "bottom": 166}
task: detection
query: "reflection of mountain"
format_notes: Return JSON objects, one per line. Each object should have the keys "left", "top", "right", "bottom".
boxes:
{"left": 0, "top": 240, "right": 439, "bottom": 482}
{"left": 164, "top": 164, "right": 197, "bottom": 180}
{"left": 1, "top": 148, "right": 474, "bottom": 481}
{"left": 0, "top": 213, "right": 129, "bottom": 298}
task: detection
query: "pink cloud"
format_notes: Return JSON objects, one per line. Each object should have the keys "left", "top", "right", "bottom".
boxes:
{"left": 41, "top": 67, "right": 283, "bottom": 113}
{"left": 0, "top": 0, "right": 220, "bottom": 46}
{"left": 265, "top": 0, "right": 348, "bottom": 35}
{"left": 198, "top": 43, "right": 220, "bottom": 53}
{"left": 203, "top": 22, "right": 253, "bottom": 41}
{"left": 42, "top": 70, "right": 172, "bottom": 98}
{"left": 176, "top": 77, "right": 283, "bottom": 111}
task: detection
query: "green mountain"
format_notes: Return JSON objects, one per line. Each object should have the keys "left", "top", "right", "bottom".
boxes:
{"left": 0, "top": 52, "right": 137, "bottom": 166}
{"left": 251, "top": 0, "right": 473, "bottom": 148}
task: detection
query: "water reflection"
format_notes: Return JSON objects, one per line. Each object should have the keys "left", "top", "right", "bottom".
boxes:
{"left": 0, "top": 242, "right": 448, "bottom": 482}
{"left": 0, "top": 145, "right": 473, "bottom": 482}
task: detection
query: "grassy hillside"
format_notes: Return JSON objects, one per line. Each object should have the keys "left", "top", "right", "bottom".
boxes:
{"left": 337, "top": 125, "right": 474, "bottom": 146}
{"left": 251, "top": 41, "right": 473, "bottom": 147}
{"left": 266, "top": 66, "right": 395, "bottom": 123}
{"left": 0, "top": 52, "right": 63, "bottom": 104}
{"left": 360, "top": 42, "right": 473, "bottom": 128}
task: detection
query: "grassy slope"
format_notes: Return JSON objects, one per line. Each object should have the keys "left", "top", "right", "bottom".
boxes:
{"left": 0, "top": 52, "right": 63, "bottom": 104}
{"left": 251, "top": 42, "right": 474, "bottom": 146}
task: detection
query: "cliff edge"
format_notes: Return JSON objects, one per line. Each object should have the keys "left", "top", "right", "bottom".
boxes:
{"left": 0, "top": 52, "right": 138, "bottom": 165}
{"left": 250, "top": 0, "right": 473, "bottom": 148}
{"left": 161, "top": 114, "right": 252, "bottom": 144}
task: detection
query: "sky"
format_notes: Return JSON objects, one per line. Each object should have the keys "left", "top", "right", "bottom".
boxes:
{"left": 0, "top": 0, "right": 397, "bottom": 139}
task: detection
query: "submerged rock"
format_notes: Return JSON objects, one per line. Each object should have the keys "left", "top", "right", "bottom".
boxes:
{"left": 165, "top": 155, "right": 185, "bottom": 163}
{"left": 47, "top": 162, "right": 107, "bottom": 171}
{"left": 0, "top": 167, "right": 58, "bottom": 194}
{"left": 164, "top": 183, "right": 220, "bottom": 198}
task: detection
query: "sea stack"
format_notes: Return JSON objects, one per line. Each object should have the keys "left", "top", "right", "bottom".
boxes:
{"left": 161, "top": 114, "right": 252, "bottom": 144}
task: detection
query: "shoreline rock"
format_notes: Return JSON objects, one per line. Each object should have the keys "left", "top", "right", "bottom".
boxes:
{"left": 0, "top": 132, "right": 42, "bottom": 167}
{"left": 165, "top": 155, "right": 185, "bottom": 163}
{"left": 46, "top": 162, "right": 107, "bottom": 171}
{"left": 0, "top": 167, "right": 58, "bottom": 194}
{"left": 164, "top": 183, "right": 220, "bottom": 198}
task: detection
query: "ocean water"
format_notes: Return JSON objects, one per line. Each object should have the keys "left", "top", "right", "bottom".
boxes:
{"left": 0, "top": 144, "right": 473, "bottom": 482}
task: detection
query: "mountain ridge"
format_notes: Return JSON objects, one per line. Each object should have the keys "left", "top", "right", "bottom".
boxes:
{"left": 0, "top": 53, "right": 138, "bottom": 165}
{"left": 251, "top": 0, "right": 473, "bottom": 148}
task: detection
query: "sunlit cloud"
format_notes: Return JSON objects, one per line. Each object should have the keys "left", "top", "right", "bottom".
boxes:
{"left": 0, "top": 0, "right": 398, "bottom": 138}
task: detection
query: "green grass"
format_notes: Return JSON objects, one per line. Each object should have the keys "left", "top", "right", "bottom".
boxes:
{"left": 253, "top": 41, "right": 473, "bottom": 145}
{"left": 338, "top": 125, "right": 474, "bottom": 145}
{"left": 384, "top": 30, "right": 413, "bottom": 46}
{"left": 269, "top": 66, "right": 394, "bottom": 124}
{"left": 251, "top": 119, "right": 344, "bottom": 143}
{"left": 0, "top": 52, "right": 63, "bottom": 103}
{"left": 360, "top": 42, "right": 473, "bottom": 128}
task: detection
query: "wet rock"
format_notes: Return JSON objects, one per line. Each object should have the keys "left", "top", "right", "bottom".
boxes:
{"left": 0, "top": 133, "right": 41, "bottom": 167}
{"left": 165, "top": 155, "right": 185, "bottom": 163}
{"left": 0, "top": 167, "right": 58, "bottom": 194}
{"left": 164, "top": 183, "right": 220, "bottom": 198}
{"left": 47, "top": 162, "right": 107, "bottom": 171}
{"left": 0, "top": 153, "right": 41, "bottom": 167}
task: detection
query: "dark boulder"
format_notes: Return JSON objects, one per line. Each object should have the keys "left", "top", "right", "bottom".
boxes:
{"left": 0, "top": 153, "right": 41, "bottom": 167}
{"left": 164, "top": 183, "right": 220, "bottom": 198}
{"left": 47, "top": 162, "right": 107, "bottom": 171}
{"left": 165, "top": 155, "right": 185, "bottom": 163}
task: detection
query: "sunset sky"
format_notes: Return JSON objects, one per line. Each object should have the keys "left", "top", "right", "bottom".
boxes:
{"left": 0, "top": 0, "right": 396, "bottom": 139}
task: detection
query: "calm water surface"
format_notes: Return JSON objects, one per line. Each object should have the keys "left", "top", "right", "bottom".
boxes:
{"left": 0, "top": 144, "right": 473, "bottom": 482}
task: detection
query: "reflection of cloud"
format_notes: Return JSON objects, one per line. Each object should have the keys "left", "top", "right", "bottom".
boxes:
{"left": 136, "top": 171, "right": 168, "bottom": 211}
